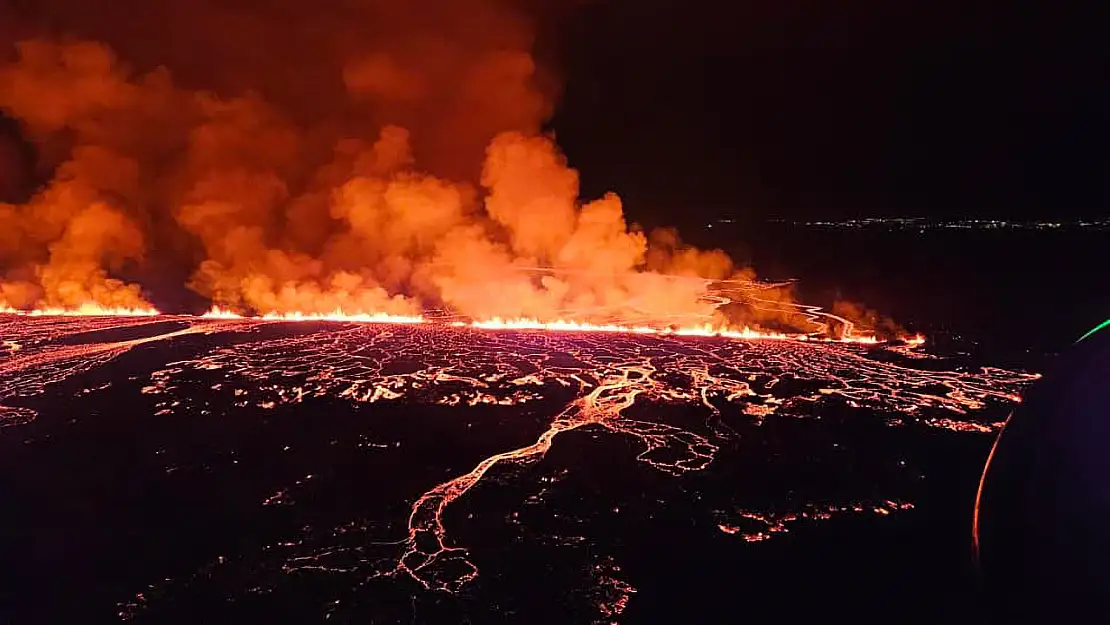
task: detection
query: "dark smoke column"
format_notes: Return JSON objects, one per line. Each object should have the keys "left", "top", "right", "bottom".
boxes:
{"left": 0, "top": 125, "right": 28, "bottom": 201}
{"left": 974, "top": 320, "right": 1110, "bottom": 623}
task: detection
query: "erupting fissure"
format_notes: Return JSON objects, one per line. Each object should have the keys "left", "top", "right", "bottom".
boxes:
{"left": 0, "top": 304, "right": 160, "bottom": 317}
{"left": 0, "top": 3, "right": 1034, "bottom": 622}
{"left": 0, "top": 27, "right": 904, "bottom": 341}
{"left": 0, "top": 302, "right": 923, "bottom": 345}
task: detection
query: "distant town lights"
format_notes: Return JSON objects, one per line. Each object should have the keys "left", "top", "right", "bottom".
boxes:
{"left": 705, "top": 218, "right": 1109, "bottom": 231}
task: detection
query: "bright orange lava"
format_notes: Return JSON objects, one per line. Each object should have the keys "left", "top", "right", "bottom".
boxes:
{"left": 465, "top": 317, "right": 798, "bottom": 340}
{"left": 201, "top": 306, "right": 426, "bottom": 325}
{"left": 0, "top": 305, "right": 925, "bottom": 345}
{"left": 0, "top": 304, "right": 161, "bottom": 317}
{"left": 205, "top": 308, "right": 908, "bottom": 343}
{"left": 202, "top": 310, "right": 917, "bottom": 344}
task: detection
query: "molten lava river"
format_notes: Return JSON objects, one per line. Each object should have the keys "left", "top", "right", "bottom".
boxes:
{"left": 0, "top": 311, "right": 1037, "bottom": 624}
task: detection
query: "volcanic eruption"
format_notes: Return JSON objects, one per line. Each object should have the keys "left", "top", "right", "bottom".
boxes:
{"left": 0, "top": 0, "right": 899, "bottom": 341}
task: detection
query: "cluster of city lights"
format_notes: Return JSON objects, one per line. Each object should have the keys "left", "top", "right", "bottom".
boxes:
{"left": 748, "top": 217, "right": 1110, "bottom": 231}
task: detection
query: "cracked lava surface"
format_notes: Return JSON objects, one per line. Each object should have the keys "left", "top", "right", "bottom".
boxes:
{"left": 0, "top": 313, "right": 1037, "bottom": 623}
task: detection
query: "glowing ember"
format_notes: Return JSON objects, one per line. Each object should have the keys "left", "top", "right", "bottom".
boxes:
{"left": 715, "top": 501, "right": 917, "bottom": 543}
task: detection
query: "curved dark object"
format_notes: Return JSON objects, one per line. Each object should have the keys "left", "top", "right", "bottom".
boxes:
{"left": 974, "top": 319, "right": 1110, "bottom": 623}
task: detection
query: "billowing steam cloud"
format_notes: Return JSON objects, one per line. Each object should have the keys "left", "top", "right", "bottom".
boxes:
{"left": 0, "top": 0, "right": 878, "bottom": 333}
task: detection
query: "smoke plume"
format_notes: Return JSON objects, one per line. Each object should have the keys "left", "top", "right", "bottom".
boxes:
{"left": 0, "top": 0, "right": 796, "bottom": 329}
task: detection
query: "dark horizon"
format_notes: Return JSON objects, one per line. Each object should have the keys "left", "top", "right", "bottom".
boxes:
{"left": 546, "top": 1, "right": 1108, "bottom": 228}
{"left": 2, "top": 1, "right": 1106, "bottom": 231}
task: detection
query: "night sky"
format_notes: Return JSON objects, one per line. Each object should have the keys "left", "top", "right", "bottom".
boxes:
{"left": 1, "top": 1, "right": 1106, "bottom": 226}
{"left": 547, "top": 1, "right": 1108, "bottom": 226}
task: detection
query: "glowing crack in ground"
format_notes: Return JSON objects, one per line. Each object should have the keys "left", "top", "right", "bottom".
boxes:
{"left": 0, "top": 315, "right": 234, "bottom": 427}
{"left": 140, "top": 321, "right": 1031, "bottom": 590}
{"left": 715, "top": 500, "right": 917, "bottom": 543}
{"left": 0, "top": 313, "right": 1037, "bottom": 622}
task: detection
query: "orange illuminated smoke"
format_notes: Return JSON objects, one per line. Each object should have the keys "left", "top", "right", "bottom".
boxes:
{"left": 0, "top": 40, "right": 908, "bottom": 339}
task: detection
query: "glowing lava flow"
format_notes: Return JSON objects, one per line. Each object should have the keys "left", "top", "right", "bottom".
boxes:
{"left": 380, "top": 360, "right": 712, "bottom": 592}
{"left": 4, "top": 283, "right": 922, "bottom": 346}
{"left": 716, "top": 500, "right": 917, "bottom": 543}
{"left": 0, "top": 314, "right": 1034, "bottom": 621}
{"left": 0, "top": 318, "right": 230, "bottom": 426}
{"left": 0, "top": 304, "right": 161, "bottom": 317}
{"left": 464, "top": 317, "right": 794, "bottom": 341}
{"left": 126, "top": 319, "right": 1034, "bottom": 602}
{"left": 201, "top": 306, "right": 425, "bottom": 325}
{"left": 202, "top": 307, "right": 906, "bottom": 344}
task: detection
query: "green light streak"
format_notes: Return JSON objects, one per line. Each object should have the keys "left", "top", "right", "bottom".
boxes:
{"left": 1077, "top": 318, "right": 1110, "bottom": 343}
